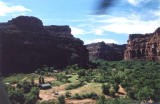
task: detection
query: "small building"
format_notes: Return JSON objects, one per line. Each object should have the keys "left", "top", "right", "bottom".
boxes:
{"left": 66, "top": 75, "right": 72, "bottom": 78}
{"left": 40, "top": 83, "right": 51, "bottom": 89}
{"left": 53, "top": 70, "right": 58, "bottom": 73}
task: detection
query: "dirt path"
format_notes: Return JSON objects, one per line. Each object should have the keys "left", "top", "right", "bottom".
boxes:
{"left": 39, "top": 84, "right": 68, "bottom": 101}
{"left": 66, "top": 99, "right": 96, "bottom": 104}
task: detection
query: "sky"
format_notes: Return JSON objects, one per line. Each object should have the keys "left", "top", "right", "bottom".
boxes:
{"left": 0, "top": 0, "right": 160, "bottom": 44}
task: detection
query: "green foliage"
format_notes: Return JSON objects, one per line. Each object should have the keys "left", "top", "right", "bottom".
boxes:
{"left": 102, "top": 84, "right": 110, "bottom": 95}
{"left": 38, "top": 101, "right": 57, "bottom": 104}
{"left": 56, "top": 73, "right": 69, "bottom": 83}
{"left": 72, "top": 92, "right": 98, "bottom": 99}
{"left": 31, "top": 78, "right": 35, "bottom": 86}
{"left": 58, "top": 95, "right": 65, "bottom": 104}
{"left": 5, "top": 81, "right": 40, "bottom": 104}
{"left": 112, "top": 83, "right": 119, "bottom": 93}
{"left": 97, "top": 95, "right": 106, "bottom": 104}
{"left": 109, "top": 89, "right": 116, "bottom": 97}
{"left": 135, "top": 87, "right": 154, "bottom": 102}
{"left": 65, "top": 91, "right": 71, "bottom": 98}
{"left": 17, "top": 81, "right": 32, "bottom": 93}
{"left": 77, "top": 69, "right": 86, "bottom": 77}
{"left": 39, "top": 76, "right": 45, "bottom": 84}
{"left": 65, "top": 81, "right": 85, "bottom": 90}
{"left": 97, "top": 98, "right": 139, "bottom": 104}
{"left": 8, "top": 88, "right": 25, "bottom": 104}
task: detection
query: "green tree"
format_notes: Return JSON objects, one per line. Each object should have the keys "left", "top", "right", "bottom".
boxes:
{"left": 102, "top": 84, "right": 110, "bottom": 95}
{"left": 97, "top": 95, "right": 106, "bottom": 104}
{"left": 136, "top": 87, "right": 154, "bottom": 103}
{"left": 58, "top": 95, "right": 65, "bottom": 104}
{"left": 8, "top": 88, "right": 25, "bottom": 104}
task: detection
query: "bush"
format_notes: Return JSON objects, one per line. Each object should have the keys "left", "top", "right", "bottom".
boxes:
{"left": 112, "top": 83, "right": 119, "bottom": 93}
{"left": 110, "top": 89, "right": 116, "bottom": 97}
{"left": 65, "top": 82, "right": 84, "bottom": 90}
{"left": 65, "top": 92, "right": 71, "bottom": 98}
{"left": 58, "top": 95, "right": 65, "bottom": 104}
{"left": 102, "top": 84, "right": 110, "bottom": 95}
{"left": 72, "top": 92, "right": 98, "bottom": 100}
{"left": 77, "top": 69, "right": 86, "bottom": 77}
{"left": 8, "top": 88, "right": 25, "bottom": 104}
{"left": 39, "top": 101, "right": 56, "bottom": 104}
{"left": 97, "top": 95, "right": 106, "bottom": 104}
{"left": 17, "top": 81, "right": 32, "bottom": 93}
{"left": 72, "top": 93, "right": 83, "bottom": 99}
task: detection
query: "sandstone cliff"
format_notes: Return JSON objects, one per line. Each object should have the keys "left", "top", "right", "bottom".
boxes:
{"left": 124, "top": 27, "right": 160, "bottom": 61}
{"left": 86, "top": 42, "right": 126, "bottom": 61}
{"left": 0, "top": 16, "right": 88, "bottom": 74}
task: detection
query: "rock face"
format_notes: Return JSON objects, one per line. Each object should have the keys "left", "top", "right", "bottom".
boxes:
{"left": 86, "top": 42, "right": 126, "bottom": 61}
{"left": 124, "top": 27, "right": 160, "bottom": 61}
{"left": 0, "top": 16, "right": 88, "bottom": 74}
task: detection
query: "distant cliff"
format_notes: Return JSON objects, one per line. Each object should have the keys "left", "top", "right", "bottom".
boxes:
{"left": 0, "top": 16, "right": 89, "bottom": 74}
{"left": 124, "top": 27, "right": 160, "bottom": 61}
{"left": 86, "top": 42, "right": 126, "bottom": 61}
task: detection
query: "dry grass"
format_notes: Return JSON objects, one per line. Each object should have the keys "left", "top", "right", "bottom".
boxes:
{"left": 69, "top": 83, "right": 102, "bottom": 96}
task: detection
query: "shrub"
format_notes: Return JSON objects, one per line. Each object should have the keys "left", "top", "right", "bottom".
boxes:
{"left": 8, "top": 88, "right": 25, "bottom": 104}
{"left": 97, "top": 95, "right": 106, "bottom": 104}
{"left": 65, "top": 92, "right": 71, "bottom": 98}
{"left": 112, "top": 83, "right": 119, "bottom": 93}
{"left": 17, "top": 81, "right": 32, "bottom": 93}
{"left": 110, "top": 89, "right": 116, "bottom": 97}
{"left": 65, "top": 82, "right": 84, "bottom": 90}
{"left": 58, "top": 95, "right": 65, "bottom": 104}
{"left": 77, "top": 69, "right": 86, "bottom": 77}
{"left": 72, "top": 92, "right": 98, "bottom": 100}
{"left": 102, "top": 84, "right": 110, "bottom": 95}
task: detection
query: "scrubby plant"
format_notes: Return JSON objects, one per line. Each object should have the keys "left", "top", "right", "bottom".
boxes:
{"left": 102, "top": 83, "right": 110, "bottom": 95}
{"left": 65, "top": 81, "right": 85, "bottom": 90}
{"left": 65, "top": 91, "right": 71, "bottom": 98}
{"left": 58, "top": 95, "right": 65, "bottom": 104}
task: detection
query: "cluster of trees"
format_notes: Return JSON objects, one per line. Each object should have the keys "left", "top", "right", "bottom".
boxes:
{"left": 91, "top": 60, "right": 160, "bottom": 103}
{"left": 102, "top": 83, "right": 119, "bottom": 97}
{"left": 97, "top": 95, "right": 139, "bottom": 104}
{"left": 6, "top": 79, "right": 40, "bottom": 104}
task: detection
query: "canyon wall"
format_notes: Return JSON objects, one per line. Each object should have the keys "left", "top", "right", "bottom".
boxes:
{"left": 86, "top": 42, "right": 126, "bottom": 61}
{"left": 0, "top": 16, "right": 89, "bottom": 74}
{"left": 124, "top": 28, "right": 160, "bottom": 61}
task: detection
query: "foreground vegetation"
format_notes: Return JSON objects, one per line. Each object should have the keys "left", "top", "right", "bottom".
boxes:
{"left": 2, "top": 60, "right": 160, "bottom": 104}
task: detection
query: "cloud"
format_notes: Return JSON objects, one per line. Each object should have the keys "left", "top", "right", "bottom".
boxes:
{"left": 98, "top": 15, "right": 160, "bottom": 34}
{"left": 127, "top": 0, "right": 142, "bottom": 6}
{"left": 95, "top": 29, "right": 104, "bottom": 35}
{"left": 0, "top": 0, "right": 31, "bottom": 16}
{"left": 84, "top": 39, "right": 118, "bottom": 44}
{"left": 71, "top": 27, "right": 85, "bottom": 36}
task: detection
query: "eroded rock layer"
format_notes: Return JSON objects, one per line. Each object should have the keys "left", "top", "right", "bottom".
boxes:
{"left": 0, "top": 16, "right": 89, "bottom": 74}
{"left": 86, "top": 42, "right": 126, "bottom": 61}
{"left": 124, "top": 27, "right": 160, "bottom": 61}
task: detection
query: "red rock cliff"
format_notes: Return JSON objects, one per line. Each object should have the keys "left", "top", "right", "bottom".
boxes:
{"left": 124, "top": 27, "right": 160, "bottom": 61}
{"left": 0, "top": 16, "right": 89, "bottom": 74}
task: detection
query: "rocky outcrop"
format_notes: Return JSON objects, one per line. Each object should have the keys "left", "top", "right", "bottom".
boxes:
{"left": 86, "top": 42, "right": 126, "bottom": 61}
{"left": 0, "top": 16, "right": 88, "bottom": 74}
{"left": 124, "top": 27, "right": 160, "bottom": 61}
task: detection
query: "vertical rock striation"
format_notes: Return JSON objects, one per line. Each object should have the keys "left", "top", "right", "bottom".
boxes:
{"left": 124, "top": 27, "right": 160, "bottom": 61}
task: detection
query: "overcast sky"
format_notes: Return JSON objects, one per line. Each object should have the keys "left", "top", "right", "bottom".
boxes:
{"left": 0, "top": 0, "right": 160, "bottom": 44}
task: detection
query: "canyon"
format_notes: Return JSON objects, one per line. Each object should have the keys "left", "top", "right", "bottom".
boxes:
{"left": 0, "top": 16, "right": 89, "bottom": 74}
